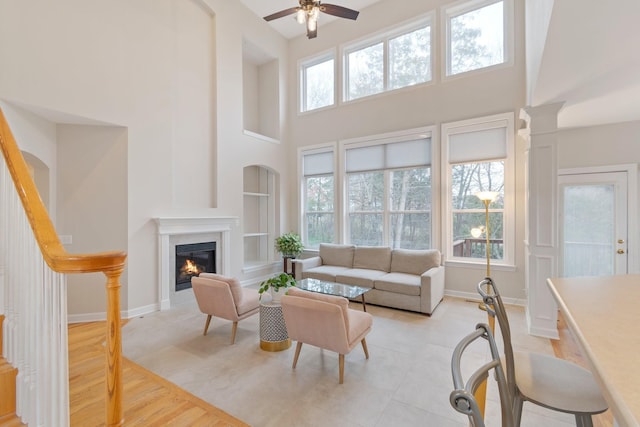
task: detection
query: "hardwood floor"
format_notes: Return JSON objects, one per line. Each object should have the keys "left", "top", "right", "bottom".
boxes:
{"left": 65, "top": 311, "right": 613, "bottom": 427}
{"left": 551, "top": 312, "right": 613, "bottom": 427}
{"left": 68, "top": 321, "right": 248, "bottom": 426}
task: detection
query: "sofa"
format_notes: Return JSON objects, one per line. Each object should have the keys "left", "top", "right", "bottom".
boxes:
{"left": 293, "top": 243, "right": 444, "bottom": 315}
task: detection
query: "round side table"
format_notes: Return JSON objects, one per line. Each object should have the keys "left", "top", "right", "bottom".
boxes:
{"left": 259, "top": 301, "right": 291, "bottom": 352}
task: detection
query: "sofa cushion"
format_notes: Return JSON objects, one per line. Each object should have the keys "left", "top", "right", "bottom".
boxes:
{"left": 390, "top": 249, "right": 441, "bottom": 276}
{"left": 303, "top": 265, "right": 351, "bottom": 282}
{"left": 353, "top": 246, "right": 391, "bottom": 272}
{"left": 319, "top": 243, "right": 356, "bottom": 268}
{"left": 374, "top": 272, "right": 422, "bottom": 296}
{"left": 336, "top": 268, "right": 387, "bottom": 289}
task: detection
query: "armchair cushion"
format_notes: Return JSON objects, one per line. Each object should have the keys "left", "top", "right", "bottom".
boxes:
{"left": 199, "top": 273, "right": 245, "bottom": 306}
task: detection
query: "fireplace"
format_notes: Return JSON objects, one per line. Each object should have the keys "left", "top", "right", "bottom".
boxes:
{"left": 175, "top": 241, "right": 216, "bottom": 291}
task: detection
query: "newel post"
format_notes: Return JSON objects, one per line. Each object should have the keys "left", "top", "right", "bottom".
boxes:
{"left": 105, "top": 267, "right": 124, "bottom": 426}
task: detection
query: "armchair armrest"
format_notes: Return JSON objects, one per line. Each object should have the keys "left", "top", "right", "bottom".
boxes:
{"left": 292, "top": 256, "right": 322, "bottom": 280}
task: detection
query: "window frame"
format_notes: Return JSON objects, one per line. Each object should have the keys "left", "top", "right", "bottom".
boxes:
{"left": 339, "top": 126, "right": 435, "bottom": 248}
{"left": 442, "top": 0, "right": 514, "bottom": 80}
{"left": 441, "top": 112, "right": 515, "bottom": 269}
{"left": 298, "top": 49, "right": 337, "bottom": 114}
{"left": 298, "top": 143, "right": 339, "bottom": 248}
{"left": 341, "top": 13, "right": 434, "bottom": 103}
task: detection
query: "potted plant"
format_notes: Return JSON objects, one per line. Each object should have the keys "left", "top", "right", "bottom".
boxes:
{"left": 258, "top": 273, "right": 296, "bottom": 302}
{"left": 274, "top": 232, "right": 304, "bottom": 258}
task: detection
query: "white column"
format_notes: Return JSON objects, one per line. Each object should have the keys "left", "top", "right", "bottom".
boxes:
{"left": 520, "top": 102, "right": 563, "bottom": 338}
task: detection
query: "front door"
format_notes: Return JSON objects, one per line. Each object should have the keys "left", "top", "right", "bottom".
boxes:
{"left": 559, "top": 170, "right": 629, "bottom": 277}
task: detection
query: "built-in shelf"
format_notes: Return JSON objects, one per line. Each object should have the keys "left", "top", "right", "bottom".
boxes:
{"left": 243, "top": 165, "right": 275, "bottom": 268}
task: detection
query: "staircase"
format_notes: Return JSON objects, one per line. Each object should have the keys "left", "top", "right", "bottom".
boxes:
{"left": 0, "top": 315, "right": 23, "bottom": 426}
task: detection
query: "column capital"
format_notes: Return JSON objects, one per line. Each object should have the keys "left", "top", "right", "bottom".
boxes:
{"left": 520, "top": 102, "right": 565, "bottom": 135}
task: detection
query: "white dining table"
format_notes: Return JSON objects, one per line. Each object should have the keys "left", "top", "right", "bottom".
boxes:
{"left": 547, "top": 274, "right": 640, "bottom": 427}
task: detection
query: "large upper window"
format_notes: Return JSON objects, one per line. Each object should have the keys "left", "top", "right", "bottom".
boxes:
{"left": 443, "top": 113, "right": 514, "bottom": 266}
{"left": 444, "top": 0, "right": 511, "bottom": 77}
{"left": 344, "top": 16, "right": 432, "bottom": 102}
{"left": 344, "top": 134, "right": 432, "bottom": 248}
{"left": 301, "top": 148, "right": 336, "bottom": 248}
{"left": 300, "top": 53, "right": 335, "bottom": 112}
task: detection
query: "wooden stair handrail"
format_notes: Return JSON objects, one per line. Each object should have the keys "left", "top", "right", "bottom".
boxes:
{"left": 0, "top": 108, "right": 127, "bottom": 426}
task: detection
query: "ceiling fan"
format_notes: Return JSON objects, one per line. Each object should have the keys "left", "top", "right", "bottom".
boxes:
{"left": 264, "top": 0, "right": 360, "bottom": 39}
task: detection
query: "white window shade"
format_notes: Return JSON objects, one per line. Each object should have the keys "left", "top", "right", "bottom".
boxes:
{"left": 449, "top": 127, "right": 506, "bottom": 163}
{"left": 346, "top": 145, "right": 385, "bottom": 172}
{"left": 386, "top": 138, "right": 431, "bottom": 168}
{"left": 346, "top": 138, "right": 431, "bottom": 172}
{"left": 304, "top": 151, "right": 334, "bottom": 176}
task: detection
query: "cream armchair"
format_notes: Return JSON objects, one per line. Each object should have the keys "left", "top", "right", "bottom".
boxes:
{"left": 191, "top": 273, "right": 260, "bottom": 344}
{"left": 280, "top": 287, "right": 373, "bottom": 384}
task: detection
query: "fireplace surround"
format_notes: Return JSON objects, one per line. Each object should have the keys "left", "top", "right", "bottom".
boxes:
{"left": 155, "top": 216, "right": 239, "bottom": 310}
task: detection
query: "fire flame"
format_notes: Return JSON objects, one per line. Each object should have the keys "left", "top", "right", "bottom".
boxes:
{"left": 181, "top": 259, "right": 201, "bottom": 275}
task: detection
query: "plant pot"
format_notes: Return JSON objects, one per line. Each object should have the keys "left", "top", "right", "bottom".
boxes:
{"left": 270, "top": 287, "right": 285, "bottom": 303}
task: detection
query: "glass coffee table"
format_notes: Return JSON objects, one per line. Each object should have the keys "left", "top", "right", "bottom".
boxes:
{"left": 295, "top": 278, "right": 371, "bottom": 312}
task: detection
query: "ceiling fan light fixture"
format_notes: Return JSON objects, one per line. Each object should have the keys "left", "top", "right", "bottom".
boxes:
{"left": 306, "top": 14, "right": 317, "bottom": 32}
{"left": 296, "top": 9, "right": 306, "bottom": 24}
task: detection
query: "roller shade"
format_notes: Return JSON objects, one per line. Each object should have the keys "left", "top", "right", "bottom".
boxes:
{"left": 303, "top": 151, "right": 334, "bottom": 176}
{"left": 449, "top": 127, "right": 506, "bottom": 163}
{"left": 346, "top": 138, "right": 431, "bottom": 172}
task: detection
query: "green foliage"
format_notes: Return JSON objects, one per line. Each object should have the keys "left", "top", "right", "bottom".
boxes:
{"left": 258, "top": 273, "right": 296, "bottom": 299}
{"left": 274, "top": 232, "right": 304, "bottom": 257}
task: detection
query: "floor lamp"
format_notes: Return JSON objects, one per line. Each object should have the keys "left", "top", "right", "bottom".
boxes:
{"left": 473, "top": 190, "right": 499, "bottom": 419}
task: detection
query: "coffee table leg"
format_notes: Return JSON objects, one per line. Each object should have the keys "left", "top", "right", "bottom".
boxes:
{"left": 361, "top": 294, "right": 367, "bottom": 312}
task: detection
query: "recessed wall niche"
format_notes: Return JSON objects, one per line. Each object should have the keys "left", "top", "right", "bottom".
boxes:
{"left": 242, "top": 38, "right": 280, "bottom": 142}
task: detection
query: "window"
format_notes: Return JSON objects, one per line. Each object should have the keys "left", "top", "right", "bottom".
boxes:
{"left": 444, "top": 0, "right": 512, "bottom": 77}
{"left": 300, "top": 53, "right": 335, "bottom": 112}
{"left": 301, "top": 148, "right": 335, "bottom": 248}
{"left": 344, "top": 134, "right": 432, "bottom": 248}
{"left": 344, "top": 16, "right": 432, "bottom": 102}
{"left": 443, "top": 113, "right": 514, "bottom": 266}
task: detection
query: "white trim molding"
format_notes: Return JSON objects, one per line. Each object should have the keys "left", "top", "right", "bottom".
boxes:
{"left": 155, "top": 216, "right": 239, "bottom": 310}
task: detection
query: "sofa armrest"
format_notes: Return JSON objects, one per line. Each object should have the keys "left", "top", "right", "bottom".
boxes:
{"left": 420, "top": 265, "right": 445, "bottom": 315}
{"left": 292, "top": 256, "right": 322, "bottom": 280}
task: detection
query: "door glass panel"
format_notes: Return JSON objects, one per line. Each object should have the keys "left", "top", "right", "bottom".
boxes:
{"left": 562, "top": 184, "right": 614, "bottom": 277}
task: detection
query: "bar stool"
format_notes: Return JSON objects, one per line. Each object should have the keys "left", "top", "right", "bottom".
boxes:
{"left": 478, "top": 278, "right": 608, "bottom": 427}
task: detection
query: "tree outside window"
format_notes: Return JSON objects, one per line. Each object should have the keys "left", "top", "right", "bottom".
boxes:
{"left": 305, "top": 175, "right": 334, "bottom": 247}
{"left": 303, "top": 57, "right": 334, "bottom": 112}
{"left": 451, "top": 160, "right": 504, "bottom": 259}
{"left": 448, "top": 0, "right": 505, "bottom": 76}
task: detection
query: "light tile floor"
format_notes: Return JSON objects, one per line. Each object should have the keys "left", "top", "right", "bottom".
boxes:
{"left": 122, "top": 292, "right": 577, "bottom": 426}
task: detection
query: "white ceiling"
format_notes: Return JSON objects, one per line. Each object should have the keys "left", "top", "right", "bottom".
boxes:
{"left": 239, "top": 0, "right": 382, "bottom": 39}
{"left": 531, "top": 0, "right": 640, "bottom": 128}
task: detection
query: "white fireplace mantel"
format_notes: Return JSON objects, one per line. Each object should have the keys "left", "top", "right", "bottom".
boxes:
{"left": 155, "top": 216, "right": 239, "bottom": 310}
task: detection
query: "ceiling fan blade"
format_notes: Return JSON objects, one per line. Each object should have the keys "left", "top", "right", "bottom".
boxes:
{"left": 307, "top": 27, "right": 318, "bottom": 39}
{"left": 263, "top": 7, "right": 299, "bottom": 22}
{"left": 320, "top": 4, "right": 359, "bottom": 20}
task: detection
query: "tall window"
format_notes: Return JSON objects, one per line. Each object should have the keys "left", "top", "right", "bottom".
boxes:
{"left": 444, "top": 0, "right": 512, "bottom": 77}
{"left": 443, "top": 113, "right": 514, "bottom": 266}
{"left": 345, "top": 135, "right": 432, "bottom": 248}
{"left": 301, "top": 148, "right": 335, "bottom": 248}
{"left": 300, "top": 53, "right": 335, "bottom": 112}
{"left": 344, "top": 16, "right": 432, "bottom": 102}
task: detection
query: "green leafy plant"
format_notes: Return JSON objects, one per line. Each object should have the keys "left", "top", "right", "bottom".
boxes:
{"left": 274, "top": 232, "right": 304, "bottom": 258}
{"left": 258, "top": 273, "right": 296, "bottom": 299}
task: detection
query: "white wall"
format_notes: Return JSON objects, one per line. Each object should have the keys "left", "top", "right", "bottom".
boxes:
{"left": 0, "top": 0, "right": 291, "bottom": 317}
{"left": 56, "top": 124, "right": 128, "bottom": 317}
{"left": 287, "top": 0, "right": 528, "bottom": 300}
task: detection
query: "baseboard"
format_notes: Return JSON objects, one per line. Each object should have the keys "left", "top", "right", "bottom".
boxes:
{"left": 444, "top": 289, "right": 526, "bottom": 307}
{"left": 67, "top": 302, "right": 160, "bottom": 323}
